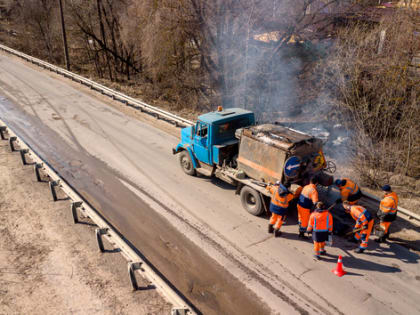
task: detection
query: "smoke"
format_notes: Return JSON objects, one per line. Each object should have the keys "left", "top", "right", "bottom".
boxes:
{"left": 213, "top": 0, "right": 352, "bottom": 168}
{"left": 215, "top": 1, "right": 301, "bottom": 117}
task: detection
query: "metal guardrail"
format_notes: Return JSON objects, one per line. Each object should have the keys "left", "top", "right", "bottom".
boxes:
{"left": 0, "top": 119, "right": 195, "bottom": 315}
{"left": 0, "top": 43, "right": 194, "bottom": 128}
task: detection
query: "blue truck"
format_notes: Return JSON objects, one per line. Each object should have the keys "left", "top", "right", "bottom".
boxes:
{"left": 173, "top": 107, "right": 334, "bottom": 215}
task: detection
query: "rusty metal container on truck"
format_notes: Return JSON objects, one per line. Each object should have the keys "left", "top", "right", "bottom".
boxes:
{"left": 235, "top": 124, "right": 333, "bottom": 187}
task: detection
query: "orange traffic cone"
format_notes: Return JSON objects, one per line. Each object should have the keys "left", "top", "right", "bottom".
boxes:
{"left": 331, "top": 255, "right": 346, "bottom": 277}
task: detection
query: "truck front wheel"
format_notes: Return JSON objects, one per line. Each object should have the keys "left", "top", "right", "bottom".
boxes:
{"left": 240, "top": 186, "right": 263, "bottom": 216}
{"left": 179, "top": 151, "right": 196, "bottom": 176}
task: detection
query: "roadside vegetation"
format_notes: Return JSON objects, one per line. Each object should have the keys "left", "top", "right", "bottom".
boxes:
{"left": 316, "top": 9, "right": 420, "bottom": 184}
{"left": 0, "top": 0, "right": 419, "bottom": 188}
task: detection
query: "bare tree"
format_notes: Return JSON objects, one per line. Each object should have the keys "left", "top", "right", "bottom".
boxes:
{"left": 69, "top": 0, "right": 140, "bottom": 81}
{"left": 316, "top": 10, "right": 420, "bottom": 181}
{"left": 10, "top": 0, "right": 61, "bottom": 62}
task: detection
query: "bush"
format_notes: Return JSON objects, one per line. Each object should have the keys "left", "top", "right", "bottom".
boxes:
{"left": 317, "top": 10, "right": 420, "bottom": 184}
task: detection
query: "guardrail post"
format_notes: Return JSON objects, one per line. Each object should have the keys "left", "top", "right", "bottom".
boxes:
{"left": 49, "top": 180, "right": 60, "bottom": 201}
{"left": 20, "top": 149, "right": 29, "bottom": 165}
{"left": 171, "top": 308, "right": 188, "bottom": 315}
{"left": 9, "top": 136, "right": 17, "bottom": 152}
{"left": 71, "top": 201, "right": 83, "bottom": 224}
{"left": 34, "top": 163, "right": 43, "bottom": 182}
{"left": 95, "top": 228, "right": 108, "bottom": 252}
{"left": 127, "top": 262, "right": 142, "bottom": 291}
{"left": 0, "top": 126, "right": 6, "bottom": 140}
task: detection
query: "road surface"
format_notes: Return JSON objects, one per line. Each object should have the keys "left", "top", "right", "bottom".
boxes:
{"left": 0, "top": 52, "right": 419, "bottom": 315}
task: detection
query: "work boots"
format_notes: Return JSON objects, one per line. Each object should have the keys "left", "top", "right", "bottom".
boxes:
{"left": 299, "top": 232, "right": 307, "bottom": 239}
{"left": 274, "top": 229, "right": 282, "bottom": 237}
{"left": 268, "top": 224, "right": 274, "bottom": 234}
{"left": 355, "top": 248, "right": 365, "bottom": 253}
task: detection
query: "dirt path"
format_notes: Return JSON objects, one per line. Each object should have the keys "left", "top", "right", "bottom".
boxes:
{"left": 0, "top": 142, "right": 171, "bottom": 314}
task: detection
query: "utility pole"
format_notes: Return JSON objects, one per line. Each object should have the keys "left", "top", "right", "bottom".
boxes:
{"left": 58, "top": 0, "right": 70, "bottom": 70}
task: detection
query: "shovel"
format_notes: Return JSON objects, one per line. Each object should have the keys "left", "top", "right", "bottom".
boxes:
{"left": 345, "top": 227, "right": 364, "bottom": 237}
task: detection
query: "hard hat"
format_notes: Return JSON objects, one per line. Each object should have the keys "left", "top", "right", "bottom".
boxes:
{"left": 334, "top": 179, "right": 342, "bottom": 186}
{"left": 217, "top": 106, "right": 223, "bottom": 112}
{"left": 382, "top": 185, "right": 391, "bottom": 192}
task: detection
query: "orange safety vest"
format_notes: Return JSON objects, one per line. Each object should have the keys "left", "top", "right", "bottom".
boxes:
{"left": 380, "top": 192, "right": 399, "bottom": 214}
{"left": 308, "top": 211, "right": 333, "bottom": 233}
{"left": 350, "top": 205, "right": 372, "bottom": 228}
{"left": 339, "top": 178, "right": 360, "bottom": 200}
{"left": 267, "top": 185, "right": 294, "bottom": 208}
{"left": 298, "top": 184, "right": 319, "bottom": 209}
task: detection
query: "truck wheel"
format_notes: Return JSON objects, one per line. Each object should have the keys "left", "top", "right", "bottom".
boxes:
{"left": 240, "top": 186, "right": 263, "bottom": 216}
{"left": 179, "top": 151, "right": 196, "bottom": 176}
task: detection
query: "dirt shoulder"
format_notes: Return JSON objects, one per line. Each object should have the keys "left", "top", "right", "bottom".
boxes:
{"left": 0, "top": 142, "right": 171, "bottom": 314}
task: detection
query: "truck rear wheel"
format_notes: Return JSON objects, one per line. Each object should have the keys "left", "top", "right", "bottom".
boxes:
{"left": 240, "top": 186, "right": 263, "bottom": 216}
{"left": 179, "top": 151, "right": 196, "bottom": 176}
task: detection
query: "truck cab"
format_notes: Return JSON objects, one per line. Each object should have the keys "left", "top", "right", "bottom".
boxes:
{"left": 173, "top": 107, "right": 255, "bottom": 174}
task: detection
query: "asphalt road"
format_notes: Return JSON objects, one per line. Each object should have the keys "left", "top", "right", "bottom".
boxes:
{"left": 0, "top": 52, "right": 419, "bottom": 315}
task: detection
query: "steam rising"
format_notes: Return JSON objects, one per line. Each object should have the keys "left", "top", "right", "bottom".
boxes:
{"left": 214, "top": 1, "right": 351, "bottom": 166}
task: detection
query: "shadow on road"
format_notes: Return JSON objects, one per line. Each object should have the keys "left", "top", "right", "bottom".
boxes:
{"left": 340, "top": 249, "right": 403, "bottom": 273}
{"left": 368, "top": 242, "right": 419, "bottom": 264}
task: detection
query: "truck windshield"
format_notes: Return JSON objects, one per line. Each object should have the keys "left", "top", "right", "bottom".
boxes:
{"left": 216, "top": 118, "right": 250, "bottom": 139}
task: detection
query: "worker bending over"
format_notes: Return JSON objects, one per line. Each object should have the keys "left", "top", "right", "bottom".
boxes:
{"left": 343, "top": 201, "right": 374, "bottom": 253}
{"left": 297, "top": 177, "right": 319, "bottom": 238}
{"left": 376, "top": 185, "right": 399, "bottom": 243}
{"left": 266, "top": 182, "right": 294, "bottom": 237}
{"left": 334, "top": 178, "right": 362, "bottom": 205}
{"left": 307, "top": 202, "right": 333, "bottom": 260}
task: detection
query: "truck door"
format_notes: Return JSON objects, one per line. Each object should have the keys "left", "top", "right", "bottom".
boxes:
{"left": 193, "top": 121, "right": 211, "bottom": 165}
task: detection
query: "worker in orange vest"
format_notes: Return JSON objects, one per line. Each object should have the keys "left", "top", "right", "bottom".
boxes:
{"left": 343, "top": 201, "right": 374, "bottom": 253}
{"left": 266, "top": 182, "right": 295, "bottom": 237}
{"left": 334, "top": 178, "right": 362, "bottom": 205}
{"left": 307, "top": 202, "right": 333, "bottom": 260}
{"left": 297, "top": 177, "right": 319, "bottom": 238}
{"left": 376, "top": 185, "right": 399, "bottom": 243}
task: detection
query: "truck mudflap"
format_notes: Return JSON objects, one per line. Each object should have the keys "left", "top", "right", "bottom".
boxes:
{"left": 173, "top": 144, "right": 198, "bottom": 169}
{"left": 172, "top": 144, "right": 184, "bottom": 155}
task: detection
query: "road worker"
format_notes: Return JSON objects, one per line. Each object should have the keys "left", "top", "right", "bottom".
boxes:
{"left": 266, "top": 182, "right": 294, "bottom": 237}
{"left": 343, "top": 201, "right": 374, "bottom": 253}
{"left": 375, "top": 185, "right": 399, "bottom": 243}
{"left": 334, "top": 178, "right": 362, "bottom": 205}
{"left": 307, "top": 202, "right": 333, "bottom": 260}
{"left": 297, "top": 177, "right": 319, "bottom": 238}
